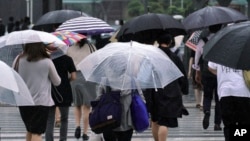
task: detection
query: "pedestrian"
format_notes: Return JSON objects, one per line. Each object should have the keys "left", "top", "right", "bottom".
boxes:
{"left": 13, "top": 21, "right": 21, "bottom": 31}
{"left": 0, "top": 18, "right": 5, "bottom": 36}
{"left": 208, "top": 62, "right": 250, "bottom": 141}
{"left": 188, "top": 49, "right": 203, "bottom": 110}
{"left": 100, "top": 86, "right": 134, "bottom": 141}
{"left": 67, "top": 38, "right": 98, "bottom": 140}
{"left": 45, "top": 54, "right": 77, "bottom": 141}
{"left": 193, "top": 24, "right": 223, "bottom": 131}
{"left": 7, "top": 16, "right": 14, "bottom": 33}
{"left": 144, "top": 33, "right": 189, "bottom": 141}
{"left": 13, "top": 42, "right": 61, "bottom": 141}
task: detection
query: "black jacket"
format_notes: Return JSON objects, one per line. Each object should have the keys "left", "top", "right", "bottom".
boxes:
{"left": 144, "top": 47, "right": 189, "bottom": 118}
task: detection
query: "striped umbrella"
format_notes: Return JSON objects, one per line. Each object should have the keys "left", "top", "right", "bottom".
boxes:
{"left": 56, "top": 16, "right": 114, "bottom": 35}
{"left": 52, "top": 31, "right": 86, "bottom": 46}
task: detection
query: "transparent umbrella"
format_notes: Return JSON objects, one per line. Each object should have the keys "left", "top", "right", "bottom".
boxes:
{"left": 0, "top": 60, "right": 34, "bottom": 106}
{"left": 77, "top": 41, "right": 183, "bottom": 90}
{"left": 0, "top": 29, "right": 67, "bottom": 66}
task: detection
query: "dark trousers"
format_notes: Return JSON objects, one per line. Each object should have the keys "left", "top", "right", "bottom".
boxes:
{"left": 202, "top": 76, "right": 221, "bottom": 125}
{"left": 103, "top": 129, "right": 133, "bottom": 141}
{"left": 220, "top": 96, "right": 250, "bottom": 141}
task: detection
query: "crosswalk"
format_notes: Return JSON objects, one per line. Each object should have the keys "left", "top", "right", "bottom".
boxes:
{"left": 0, "top": 105, "right": 224, "bottom": 141}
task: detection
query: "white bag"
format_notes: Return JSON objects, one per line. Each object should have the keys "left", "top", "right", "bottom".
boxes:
{"left": 89, "top": 131, "right": 104, "bottom": 141}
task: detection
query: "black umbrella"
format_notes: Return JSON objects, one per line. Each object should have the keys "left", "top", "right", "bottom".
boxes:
{"left": 33, "top": 9, "right": 88, "bottom": 32}
{"left": 183, "top": 6, "right": 248, "bottom": 33}
{"left": 116, "top": 13, "right": 187, "bottom": 43}
{"left": 203, "top": 21, "right": 250, "bottom": 70}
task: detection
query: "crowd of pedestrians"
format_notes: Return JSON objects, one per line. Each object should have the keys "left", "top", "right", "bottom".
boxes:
{"left": 2, "top": 5, "right": 250, "bottom": 141}
{"left": 0, "top": 16, "right": 31, "bottom": 36}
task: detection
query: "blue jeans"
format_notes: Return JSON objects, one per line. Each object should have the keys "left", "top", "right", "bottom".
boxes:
{"left": 45, "top": 106, "right": 69, "bottom": 141}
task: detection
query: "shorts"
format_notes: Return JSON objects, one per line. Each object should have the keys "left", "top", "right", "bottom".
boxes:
{"left": 151, "top": 116, "right": 178, "bottom": 128}
{"left": 19, "top": 106, "right": 50, "bottom": 134}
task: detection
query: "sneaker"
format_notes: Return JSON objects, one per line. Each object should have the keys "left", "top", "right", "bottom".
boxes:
{"left": 214, "top": 124, "right": 222, "bottom": 131}
{"left": 82, "top": 134, "right": 89, "bottom": 140}
{"left": 74, "top": 126, "right": 81, "bottom": 139}
{"left": 203, "top": 111, "right": 210, "bottom": 129}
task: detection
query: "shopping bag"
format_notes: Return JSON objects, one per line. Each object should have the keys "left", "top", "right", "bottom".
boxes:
{"left": 130, "top": 90, "right": 150, "bottom": 132}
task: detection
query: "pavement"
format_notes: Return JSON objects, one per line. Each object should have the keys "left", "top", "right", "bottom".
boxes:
{"left": 0, "top": 83, "right": 225, "bottom": 141}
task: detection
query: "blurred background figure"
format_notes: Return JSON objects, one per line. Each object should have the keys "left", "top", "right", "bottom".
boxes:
{"left": 0, "top": 18, "right": 5, "bottom": 36}
{"left": 67, "top": 38, "right": 98, "bottom": 141}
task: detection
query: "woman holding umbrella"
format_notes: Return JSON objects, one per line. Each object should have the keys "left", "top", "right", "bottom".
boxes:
{"left": 13, "top": 42, "right": 61, "bottom": 141}
{"left": 144, "top": 33, "right": 189, "bottom": 141}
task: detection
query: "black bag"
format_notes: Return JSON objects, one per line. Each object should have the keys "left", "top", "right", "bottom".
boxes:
{"left": 89, "top": 91, "right": 122, "bottom": 134}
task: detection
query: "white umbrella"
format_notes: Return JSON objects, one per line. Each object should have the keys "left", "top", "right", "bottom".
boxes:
{"left": 0, "top": 29, "right": 66, "bottom": 47}
{"left": 56, "top": 16, "right": 114, "bottom": 35}
{"left": 0, "top": 60, "right": 34, "bottom": 106}
{"left": 0, "top": 29, "right": 67, "bottom": 66}
{"left": 77, "top": 41, "right": 183, "bottom": 90}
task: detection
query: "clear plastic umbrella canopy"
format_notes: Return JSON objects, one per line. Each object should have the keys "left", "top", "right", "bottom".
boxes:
{"left": 0, "top": 61, "right": 34, "bottom": 106}
{"left": 0, "top": 29, "right": 68, "bottom": 66}
{"left": 77, "top": 41, "right": 183, "bottom": 90}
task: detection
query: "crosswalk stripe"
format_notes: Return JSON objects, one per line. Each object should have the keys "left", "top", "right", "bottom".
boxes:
{"left": 0, "top": 106, "right": 224, "bottom": 140}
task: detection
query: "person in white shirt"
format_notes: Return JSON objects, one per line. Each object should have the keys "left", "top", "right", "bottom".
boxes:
{"left": 208, "top": 61, "right": 250, "bottom": 141}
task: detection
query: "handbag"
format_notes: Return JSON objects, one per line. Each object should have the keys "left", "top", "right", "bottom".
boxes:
{"left": 130, "top": 90, "right": 150, "bottom": 132}
{"left": 89, "top": 91, "right": 122, "bottom": 134}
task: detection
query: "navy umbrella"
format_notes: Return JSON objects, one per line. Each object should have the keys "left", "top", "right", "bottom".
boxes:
{"left": 183, "top": 6, "right": 248, "bottom": 33}
{"left": 203, "top": 21, "right": 250, "bottom": 70}
{"left": 116, "top": 13, "right": 187, "bottom": 43}
{"left": 33, "top": 10, "right": 88, "bottom": 32}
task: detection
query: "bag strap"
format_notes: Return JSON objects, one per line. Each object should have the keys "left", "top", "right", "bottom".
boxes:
{"left": 87, "top": 42, "right": 96, "bottom": 53}
{"left": 14, "top": 54, "right": 22, "bottom": 72}
{"left": 52, "top": 85, "right": 63, "bottom": 103}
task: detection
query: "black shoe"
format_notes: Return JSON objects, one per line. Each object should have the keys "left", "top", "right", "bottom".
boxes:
{"left": 182, "top": 107, "right": 189, "bottom": 116}
{"left": 214, "top": 124, "right": 222, "bottom": 131}
{"left": 203, "top": 112, "right": 210, "bottom": 129}
{"left": 74, "top": 126, "right": 81, "bottom": 139}
{"left": 82, "top": 134, "right": 89, "bottom": 140}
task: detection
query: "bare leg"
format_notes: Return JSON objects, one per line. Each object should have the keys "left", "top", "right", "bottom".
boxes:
{"left": 194, "top": 88, "right": 202, "bottom": 106}
{"left": 26, "top": 132, "right": 32, "bottom": 141}
{"left": 151, "top": 121, "right": 159, "bottom": 141}
{"left": 82, "top": 105, "right": 90, "bottom": 135}
{"left": 74, "top": 106, "right": 82, "bottom": 127}
{"left": 158, "top": 125, "right": 168, "bottom": 141}
{"left": 55, "top": 106, "right": 61, "bottom": 126}
{"left": 31, "top": 133, "right": 42, "bottom": 141}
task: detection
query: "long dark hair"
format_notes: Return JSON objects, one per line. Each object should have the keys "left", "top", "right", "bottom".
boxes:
{"left": 23, "top": 42, "right": 50, "bottom": 62}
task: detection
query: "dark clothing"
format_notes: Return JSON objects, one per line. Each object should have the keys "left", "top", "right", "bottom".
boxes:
{"left": 7, "top": 22, "right": 14, "bottom": 33}
{"left": 159, "top": 47, "right": 189, "bottom": 95}
{"left": 145, "top": 81, "right": 183, "bottom": 118}
{"left": 0, "top": 23, "right": 5, "bottom": 36}
{"left": 198, "top": 36, "right": 221, "bottom": 125}
{"left": 220, "top": 96, "right": 250, "bottom": 141}
{"left": 19, "top": 106, "right": 50, "bottom": 134}
{"left": 144, "top": 47, "right": 189, "bottom": 123}
{"left": 103, "top": 129, "right": 133, "bottom": 141}
{"left": 202, "top": 75, "right": 221, "bottom": 125}
{"left": 52, "top": 55, "right": 76, "bottom": 106}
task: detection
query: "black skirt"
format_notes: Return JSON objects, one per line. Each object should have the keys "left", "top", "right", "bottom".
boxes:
{"left": 19, "top": 106, "right": 50, "bottom": 134}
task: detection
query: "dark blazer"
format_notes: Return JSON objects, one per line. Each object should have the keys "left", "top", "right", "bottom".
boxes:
{"left": 144, "top": 46, "right": 189, "bottom": 118}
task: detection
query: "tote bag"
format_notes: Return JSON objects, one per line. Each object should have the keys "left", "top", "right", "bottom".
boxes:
{"left": 130, "top": 90, "right": 150, "bottom": 132}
